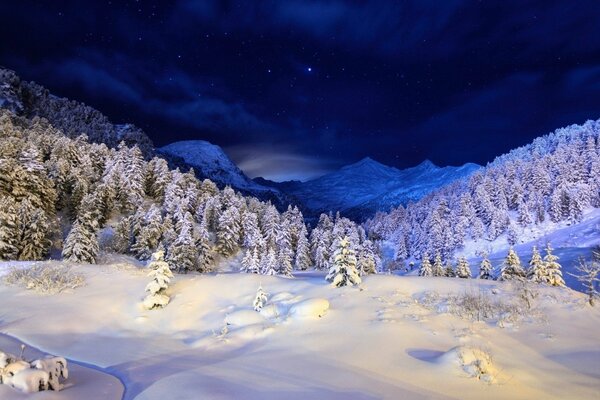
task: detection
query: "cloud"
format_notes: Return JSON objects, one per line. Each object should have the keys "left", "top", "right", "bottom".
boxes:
{"left": 226, "top": 144, "right": 340, "bottom": 182}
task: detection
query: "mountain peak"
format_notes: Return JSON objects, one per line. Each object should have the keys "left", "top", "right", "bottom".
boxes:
{"left": 415, "top": 159, "right": 438, "bottom": 170}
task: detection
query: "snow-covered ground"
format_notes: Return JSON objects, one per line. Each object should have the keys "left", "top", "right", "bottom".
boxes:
{"left": 1, "top": 258, "right": 599, "bottom": 399}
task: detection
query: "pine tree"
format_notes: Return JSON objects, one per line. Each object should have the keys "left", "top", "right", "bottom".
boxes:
{"left": 143, "top": 250, "right": 173, "bottom": 310}
{"left": 196, "top": 221, "right": 214, "bottom": 272}
{"left": 419, "top": 253, "right": 433, "bottom": 277}
{"left": 131, "top": 205, "right": 164, "bottom": 260}
{"left": 526, "top": 246, "right": 547, "bottom": 283}
{"left": 478, "top": 254, "right": 493, "bottom": 279}
{"left": 445, "top": 261, "right": 456, "bottom": 277}
{"left": 432, "top": 252, "right": 445, "bottom": 277}
{"left": 0, "top": 197, "right": 20, "bottom": 260}
{"left": 167, "top": 213, "right": 199, "bottom": 273}
{"left": 216, "top": 205, "right": 241, "bottom": 257}
{"left": 62, "top": 219, "right": 99, "bottom": 263}
{"left": 357, "top": 239, "right": 378, "bottom": 276}
{"left": 326, "top": 237, "right": 361, "bottom": 287}
{"left": 294, "top": 224, "right": 312, "bottom": 270}
{"left": 456, "top": 257, "right": 471, "bottom": 278}
{"left": 499, "top": 247, "right": 526, "bottom": 281}
{"left": 241, "top": 248, "right": 260, "bottom": 274}
{"left": 276, "top": 221, "right": 294, "bottom": 276}
{"left": 17, "top": 204, "right": 51, "bottom": 261}
{"left": 253, "top": 284, "right": 268, "bottom": 311}
{"left": 543, "top": 244, "right": 565, "bottom": 287}
{"left": 260, "top": 248, "right": 278, "bottom": 276}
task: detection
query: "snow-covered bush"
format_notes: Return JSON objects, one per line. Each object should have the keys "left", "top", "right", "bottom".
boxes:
{"left": 143, "top": 250, "right": 174, "bottom": 310}
{"left": 3, "top": 264, "right": 85, "bottom": 294}
{"left": 31, "top": 356, "right": 68, "bottom": 391}
{"left": 0, "top": 346, "right": 68, "bottom": 393}
{"left": 570, "top": 253, "right": 600, "bottom": 306}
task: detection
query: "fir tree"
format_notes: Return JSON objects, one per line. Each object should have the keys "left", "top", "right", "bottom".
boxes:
{"left": 432, "top": 252, "right": 445, "bottom": 277}
{"left": 143, "top": 250, "right": 173, "bottom": 310}
{"left": 543, "top": 244, "right": 565, "bottom": 287}
{"left": 253, "top": 284, "right": 268, "bottom": 311}
{"left": 478, "top": 254, "right": 493, "bottom": 279}
{"left": 131, "top": 205, "right": 164, "bottom": 260}
{"left": 526, "top": 246, "right": 547, "bottom": 283}
{"left": 241, "top": 248, "right": 260, "bottom": 274}
{"left": 0, "top": 197, "right": 19, "bottom": 260}
{"left": 499, "top": 247, "right": 526, "bottom": 281}
{"left": 326, "top": 237, "right": 361, "bottom": 287}
{"left": 357, "top": 239, "right": 378, "bottom": 276}
{"left": 456, "top": 257, "right": 471, "bottom": 278}
{"left": 260, "top": 248, "right": 278, "bottom": 276}
{"left": 294, "top": 224, "right": 312, "bottom": 270}
{"left": 167, "top": 213, "right": 199, "bottom": 273}
{"left": 62, "top": 219, "right": 99, "bottom": 264}
{"left": 196, "top": 221, "right": 214, "bottom": 272}
{"left": 419, "top": 253, "right": 433, "bottom": 277}
{"left": 445, "top": 261, "right": 456, "bottom": 278}
{"left": 216, "top": 206, "right": 241, "bottom": 257}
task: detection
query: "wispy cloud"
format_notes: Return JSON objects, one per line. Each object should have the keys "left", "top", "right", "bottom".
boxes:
{"left": 226, "top": 144, "right": 340, "bottom": 182}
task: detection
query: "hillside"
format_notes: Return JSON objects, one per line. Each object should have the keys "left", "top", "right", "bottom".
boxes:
{"left": 0, "top": 67, "right": 154, "bottom": 157}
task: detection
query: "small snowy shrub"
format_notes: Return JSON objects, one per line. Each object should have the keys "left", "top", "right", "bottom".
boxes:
{"left": 253, "top": 285, "right": 268, "bottom": 311}
{"left": 3, "top": 264, "right": 85, "bottom": 294}
{"left": 143, "top": 250, "right": 173, "bottom": 310}
{"left": 0, "top": 346, "right": 68, "bottom": 393}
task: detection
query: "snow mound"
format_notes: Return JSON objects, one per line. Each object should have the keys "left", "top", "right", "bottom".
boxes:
{"left": 434, "top": 346, "right": 496, "bottom": 383}
{"left": 224, "top": 310, "right": 267, "bottom": 327}
{"left": 288, "top": 298, "right": 330, "bottom": 319}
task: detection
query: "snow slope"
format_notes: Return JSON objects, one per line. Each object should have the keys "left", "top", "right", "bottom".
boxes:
{"left": 1, "top": 258, "right": 599, "bottom": 399}
{"left": 261, "top": 158, "right": 480, "bottom": 220}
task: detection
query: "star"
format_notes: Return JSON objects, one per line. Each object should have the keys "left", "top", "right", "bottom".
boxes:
{"left": 307, "top": 67, "right": 312, "bottom": 72}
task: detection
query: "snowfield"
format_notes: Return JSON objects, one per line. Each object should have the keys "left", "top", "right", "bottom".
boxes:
{"left": 1, "top": 259, "right": 599, "bottom": 399}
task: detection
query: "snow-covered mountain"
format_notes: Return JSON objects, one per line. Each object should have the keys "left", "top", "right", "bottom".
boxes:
{"left": 258, "top": 157, "right": 480, "bottom": 220}
{"left": 158, "top": 140, "right": 290, "bottom": 206}
{"left": 0, "top": 67, "right": 154, "bottom": 157}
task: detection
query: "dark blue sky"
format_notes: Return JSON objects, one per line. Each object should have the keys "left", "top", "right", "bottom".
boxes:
{"left": 2, "top": 1, "right": 600, "bottom": 181}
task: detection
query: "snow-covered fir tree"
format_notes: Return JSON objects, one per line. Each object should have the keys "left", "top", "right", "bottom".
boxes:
{"left": 143, "top": 250, "right": 173, "bottom": 310}
{"left": 276, "top": 221, "right": 294, "bottom": 277}
{"left": 260, "top": 248, "right": 278, "bottom": 276}
{"left": 0, "top": 197, "right": 19, "bottom": 260}
{"left": 241, "top": 248, "right": 260, "bottom": 274}
{"left": 543, "top": 244, "right": 565, "bottom": 287}
{"left": 62, "top": 195, "right": 100, "bottom": 263}
{"left": 445, "top": 261, "right": 456, "bottom": 278}
{"left": 419, "top": 253, "right": 433, "bottom": 277}
{"left": 526, "top": 246, "right": 547, "bottom": 283}
{"left": 253, "top": 284, "right": 268, "bottom": 311}
{"left": 167, "top": 213, "right": 199, "bottom": 273}
{"left": 294, "top": 224, "right": 312, "bottom": 271}
{"left": 216, "top": 205, "right": 241, "bottom": 257}
{"left": 455, "top": 257, "right": 471, "bottom": 278}
{"left": 432, "top": 252, "right": 445, "bottom": 277}
{"left": 195, "top": 221, "right": 214, "bottom": 272}
{"left": 326, "top": 237, "right": 361, "bottom": 287}
{"left": 478, "top": 254, "right": 493, "bottom": 279}
{"left": 499, "top": 247, "right": 526, "bottom": 281}
{"left": 357, "top": 239, "right": 378, "bottom": 276}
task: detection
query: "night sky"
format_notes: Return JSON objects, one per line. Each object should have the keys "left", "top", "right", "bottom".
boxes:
{"left": 2, "top": 1, "right": 600, "bottom": 181}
